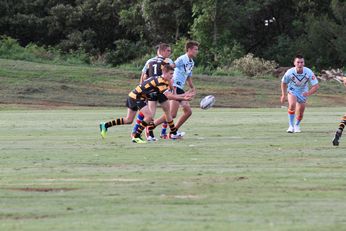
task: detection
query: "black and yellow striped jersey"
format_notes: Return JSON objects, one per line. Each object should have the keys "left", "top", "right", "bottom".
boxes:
{"left": 128, "top": 76, "right": 170, "bottom": 100}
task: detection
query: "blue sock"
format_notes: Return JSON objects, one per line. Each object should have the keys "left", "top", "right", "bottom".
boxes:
{"left": 161, "top": 122, "right": 168, "bottom": 135}
{"left": 288, "top": 110, "right": 295, "bottom": 127}
{"left": 295, "top": 119, "right": 301, "bottom": 126}
{"left": 132, "top": 112, "right": 144, "bottom": 134}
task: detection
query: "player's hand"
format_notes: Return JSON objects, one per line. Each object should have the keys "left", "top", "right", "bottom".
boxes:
{"left": 183, "top": 93, "right": 193, "bottom": 101}
{"left": 280, "top": 94, "right": 286, "bottom": 104}
{"left": 302, "top": 91, "right": 309, "bottom": 97}
{"left": 186, "top": 89, "right": 196, "bottom": 97}
{"left": 343, "top": 77, "right": 346, "bottom": 87}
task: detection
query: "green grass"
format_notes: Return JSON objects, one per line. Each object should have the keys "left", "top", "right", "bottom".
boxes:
{"left": 1, "top": 107, "right": 346, "bottom": 230}
{"left": 1, "top": 58, "right": 346, "bottom": 108}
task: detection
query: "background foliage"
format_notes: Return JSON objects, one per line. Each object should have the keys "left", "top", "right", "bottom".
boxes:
{"left": 0, "top": 0, "right": 345, "bottom": 71}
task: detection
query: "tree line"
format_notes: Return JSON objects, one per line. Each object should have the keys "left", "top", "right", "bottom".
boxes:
{"left": 0, "top": 0, "right": 345, "bottom": 70}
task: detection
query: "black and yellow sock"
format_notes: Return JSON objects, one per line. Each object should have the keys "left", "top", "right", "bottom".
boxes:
{"left": 167, "top": 120, "right": 177, "bottom": 135}
{"left": 135, "top": 120, "right": 148, "bottom": 138}
{"left": 105, "top": 118, "right": 124, "bottom": 128}
{"left": 337, "top": 114, "right": 346, "bottom": 132}
{"left": 148, "top": 121, "right": 156, "bottom": 137}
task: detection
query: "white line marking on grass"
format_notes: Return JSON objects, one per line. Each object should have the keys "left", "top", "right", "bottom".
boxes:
{"left": 35, "top": 178, "right": 142, "bottom": 182}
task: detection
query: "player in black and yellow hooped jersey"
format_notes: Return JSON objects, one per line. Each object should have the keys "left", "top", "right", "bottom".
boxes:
{"left": 149, "top": 41, "right": 198, "bottom": 139}
{"left": 100, "top": 65, "right": 192, "bottom": 143}
{"left": 332, "top": 78, "right": 346, "bottom": 146}
{"left": 132, "top": 43, "right": 175, "bottom": 141}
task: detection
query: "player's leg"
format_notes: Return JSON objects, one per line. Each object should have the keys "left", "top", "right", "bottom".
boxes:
{"left": 132, "top": 105, "right": 153, "bottom": 143}
{"left": 158, "top": 99, "right": 179, "bottom": 139}
{"left": 159, "top": 100, "right": 181, "bottom": 139}
{"left": 294, "top": 102, "right": 305, "bottom": 133}
{"left": 174, "top": 100, "right": 192, "bottom": 130}
{"left": 132, "top": 94, "right": 158, "bottom": 138}
{"left": 333, "top": 114, "right": 346, "bottom": 146}
{"left": 286, "top": 93, "right": 297, "bottom": 133}
{"left": 146, "top": 100, "right": 158, "bottom": 141}
{"left": 131, "top": 111, "right": 144, "bottom": 138}
{"left": 100, "top": 108, "right": 137, "bottom": 139}
{"left": 160, "top": 122, "right": 168, "bottom": 138}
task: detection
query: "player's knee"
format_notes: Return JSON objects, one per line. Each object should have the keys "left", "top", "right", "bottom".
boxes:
{"left": 144, "top": 116, "right": 153, "bottom": 122}
{"left": 184, "top": 108, "right": 192, "bottom": 117}
{"left": 124, "top": 118, "right": 133, "bottom": 124}
{"left": 288, "top": 106, "right": 295, "bottom": 111}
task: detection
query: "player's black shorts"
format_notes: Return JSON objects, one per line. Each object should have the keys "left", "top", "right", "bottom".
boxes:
{"left": 126, "top": 97, "right": 147, "bottom": 111}
{"left": 175, "top": 87, "right": 185, "bottom": 102}
{"left": 176, "top": 87, "right": 185, "bottom": 95}
{"left": 147, "top": 92, "right": 168, "bottom": 103}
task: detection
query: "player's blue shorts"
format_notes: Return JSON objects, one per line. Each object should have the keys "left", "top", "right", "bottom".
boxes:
{"left": 288, "top": 89, "right": 307, "bottom": 103}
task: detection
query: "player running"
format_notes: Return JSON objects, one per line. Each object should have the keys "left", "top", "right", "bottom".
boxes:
{"left": 280, "top": 54, "right": 319, "bottom": 133}
{"left": 332, "top": 78, "right": 346, "bottom": 146}
{"left": 153, "top": 41, "right": 198, "bottom": 137}
{"left": 99, "top": 65, "right": 192, "bottom": 143}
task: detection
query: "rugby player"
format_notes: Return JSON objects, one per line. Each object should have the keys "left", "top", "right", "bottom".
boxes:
{"left": 99, "top": 65, "right": 192, "bottom": 143}
{"left": 152, "top": 41, "right": 199, "bottom": 137}
{"left": 280, "top": 55, "right": 319, "bottom": 133}
{"left": 332, "top": 78, "right": 346, "bottom": 146}
{"left": 132, "top": 43, "right": 175, "bottom": 141}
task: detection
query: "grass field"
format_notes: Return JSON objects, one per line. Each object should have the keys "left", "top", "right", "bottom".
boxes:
{"left": 1, "top": 58, "right": 346, "bottom": 108}
{"left": 1, "top": 106, "right": 346, "bottom": 230}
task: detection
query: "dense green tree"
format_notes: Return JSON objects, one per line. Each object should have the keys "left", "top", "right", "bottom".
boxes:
{"left": 0, "top": 0, "right": 344, "bottom": 68}
{"left": 141, "top": 0, "right": 193, "bottom": 44}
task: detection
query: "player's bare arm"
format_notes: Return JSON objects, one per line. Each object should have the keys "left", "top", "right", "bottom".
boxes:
{"left": 303, "top": 84, "right": 319, "bottom": 97}
{"left": 140, "top": 73, "right": 148, "bottom": 83}
{"left": 280, "top": 82, "right": 288, "bottom": 103}
{"left": 186, "top": 78, "right": 196, "bottom": 96}
{"left": 164, "top": 91, "right": 192, "bottom": 101}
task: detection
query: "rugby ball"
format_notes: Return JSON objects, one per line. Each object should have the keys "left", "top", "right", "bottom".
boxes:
{"left": 200, "top": 95, "right": 215, "bottom": 109}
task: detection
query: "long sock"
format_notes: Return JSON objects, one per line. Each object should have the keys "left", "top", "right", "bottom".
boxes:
{"left": 148, "top": 122, "right": 156, "bottom": 137}
{"left": 295, "top": 115, "right": 302, "bottom": 126}
{"left": 132, "top": 111, "right": 144, "bottom": 134}
{"left": 288, "top": 109, "right": 295, "bottom": 127}
{"left": 105, "top": 118, "right": 124, "bottom": 128}
{"left": 134, "top": 120, "right": 148, "bottom": 138}
{"left": 167, "top": 120, "right": 177, "bottom": 135}
{"left": 161, "top": 122, "right": 168, "bottom": 135}
{"left": 337, "top": 114, "right": 346, "bottom": 133}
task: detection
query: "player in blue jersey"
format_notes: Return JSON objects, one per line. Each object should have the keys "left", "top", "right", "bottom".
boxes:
{"left": 151, "top": 41, "right": 198, "bottom": 138}
{"left": 332, "top": 78, "right": 346, "bottom": 146}
{"left": 280, "top": 55, "right": 319, "bottom": 133}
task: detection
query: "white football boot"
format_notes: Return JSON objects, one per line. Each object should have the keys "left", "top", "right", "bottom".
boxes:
{"left": 176, "top": 131, "right": 186, "bottom": 137}
{"left": 294, "top": 125, "right": 301, "bottom": 133}
{"left": 146, "top": 136, "right": 158, "bottom": 142}
{"left": 286, "top": 126, "right": 294, "bottom": 133}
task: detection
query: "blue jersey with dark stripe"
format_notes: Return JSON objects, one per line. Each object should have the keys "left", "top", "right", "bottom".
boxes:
{"left": 281, "top": 67, "right": 318, "bottom": 103}
{"left": 282, "top": 67, "right": 318, "bottom": 94}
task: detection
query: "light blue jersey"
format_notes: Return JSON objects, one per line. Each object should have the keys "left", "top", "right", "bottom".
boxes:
{"left": 173, "top": 54, "right": 194, "bottom": 90}
{"left": 282, "top": 67, "right": 318, "bottom": 103}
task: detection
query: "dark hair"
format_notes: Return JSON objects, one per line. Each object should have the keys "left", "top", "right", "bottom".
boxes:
{"left": 162, "top": 64, "right": 174, "bottom": 72}
{"left": 185, "top": 40, "right": 199, "bottom": 52}
{"left": 294, "top": 54, "right": 304, "bottom": 61}
{"left": 157, "top": 43, "right": 170, "bottom": 52}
